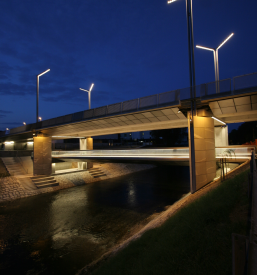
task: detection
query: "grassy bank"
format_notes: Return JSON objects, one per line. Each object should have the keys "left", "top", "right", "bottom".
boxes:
{"left": 90, "top": 170, "right": 249, "bottom": 275}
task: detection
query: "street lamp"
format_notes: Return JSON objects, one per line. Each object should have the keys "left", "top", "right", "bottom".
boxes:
{"left": 79, "top": 83, "right": 94, "bottom": 109}
{"left": 196, "top": 33, "right": 234, "bottom": 92}
{"left": 23, "top": 122, "right": 26, "bottom": 125}
{"left": 167, "top": 0, "right": 196, "bottom": 192}
{"left": 38, "top": 117, "right": 42, "bottom": 121}
{"left": 37, "top": 69, "right": 50, "bottom": 122}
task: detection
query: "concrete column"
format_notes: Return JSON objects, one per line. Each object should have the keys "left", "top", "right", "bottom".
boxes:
{"left": 188, "top": 115, "right": 216, "bottom": 191}
{"left": 80, "top": 137, "right": 93, "bottom": 150}
{"left": 215, "top": 126, "right": 228, "bottom": 147}
{"left": 79, "top": 137, "right": 93, "bottom": 169}
{"left": 33, "top": 136, "right": 52, "bottom": 176}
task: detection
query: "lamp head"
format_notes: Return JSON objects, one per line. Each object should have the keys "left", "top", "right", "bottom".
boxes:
{"left": 89, "top": 83, "right": 94, "bottom": 92}
{"left": 196, "top": 45, "right": 215, "bottom": 52}
{"left": 217, "top": 33, "right": 234, "bottom": 50}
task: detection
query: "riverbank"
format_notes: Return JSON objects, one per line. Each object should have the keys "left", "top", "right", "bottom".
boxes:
{"left": 0, "top": 161, "right": 155, "bottom": 202}
{"left": 77, "top": 160, "right": 250, "bottom": 275}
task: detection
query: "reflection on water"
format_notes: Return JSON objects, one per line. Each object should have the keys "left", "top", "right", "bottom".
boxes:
{"left": 0, "top": 165, "right": 190, "bottom": 275}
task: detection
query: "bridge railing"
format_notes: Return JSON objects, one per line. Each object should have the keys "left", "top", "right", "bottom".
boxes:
{"left": 233, "top": 72, "right": 257, "bottom": 94}
{"left": 52, "top": 146, "right": 254, "bottom": 160}
{"left": 52, "top": 148, "right": 190, "bottom": 158}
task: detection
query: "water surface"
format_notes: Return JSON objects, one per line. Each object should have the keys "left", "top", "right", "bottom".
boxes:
{"left": 0, "top": 165, "right": 190, "bottom": 274}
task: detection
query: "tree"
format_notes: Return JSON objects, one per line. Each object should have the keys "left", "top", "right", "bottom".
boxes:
{"left": 229, "top": 121, "right": 257, "bottom": 144}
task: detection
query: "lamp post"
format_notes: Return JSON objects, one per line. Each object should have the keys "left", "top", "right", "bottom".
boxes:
{"left": 196, "top": 33, "right": 234, "bottom": 93}
{"left": 37, "top": 69, "right": 50, "bottom": 123}
{"left": 167, "top": 0, "right": 196, "bottom": 192}
{"left": 79, "top": 83, "right": 94, "bottom": 109}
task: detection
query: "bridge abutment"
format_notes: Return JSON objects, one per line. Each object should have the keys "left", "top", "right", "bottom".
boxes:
{"left": 79, "top": 137, "right": 93, "bottom": 169}
{"left": 33, "top": 136, "right": 52, "bottom": 176}
{"left": 188, "top": 115, "right": 216, "bottom": 192}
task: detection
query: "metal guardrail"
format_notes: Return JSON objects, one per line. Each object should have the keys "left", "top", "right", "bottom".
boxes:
{"left": 52, "top": 148, "right": 190, "bottom": 158}
{"left": 52, "top": 147, "right": 254, "bottom": 160}
{"left": 3, "top": 72, "right": 257, "bottom": 136}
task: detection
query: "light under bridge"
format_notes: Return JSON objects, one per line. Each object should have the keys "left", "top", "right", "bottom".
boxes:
{"left": 52, "top": 147, "right": 253, "bottom": 164}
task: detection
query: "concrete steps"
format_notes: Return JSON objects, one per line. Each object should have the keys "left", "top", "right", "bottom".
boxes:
{"left": 30, "top": 175, "right": 59, "bottom": 189}
{"left": 2, "top": 157, "right": 26, "bottom": 176}
{"left": 88, "top": 167, "right": 106, "bottom": 178}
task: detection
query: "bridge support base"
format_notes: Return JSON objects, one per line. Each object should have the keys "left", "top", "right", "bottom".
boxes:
{"left": 33, "top": 136, "right": 52, "bottom": 176}
{"left": 188, "top": 115, "right": 216, "bottom": 192}
{"left": 79, "top": 137, "right": 93, "bottom": 169}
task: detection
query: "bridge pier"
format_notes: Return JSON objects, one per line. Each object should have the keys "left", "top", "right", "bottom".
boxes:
{"left": 33, "top": 135, "right": 52, "bottom": 176}
{"left": 215, "top": 126, "right": 228, "bottom": 146}
{"left": 79, "top": 137, "right": 93, "bottom": 169}
{"left": 188, "top": 114, "right": 216, "bottom": 193}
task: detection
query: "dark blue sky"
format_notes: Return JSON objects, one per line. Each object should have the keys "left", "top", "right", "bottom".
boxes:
{"left": 0, "top": 0, "right": 256, "bottom": 132}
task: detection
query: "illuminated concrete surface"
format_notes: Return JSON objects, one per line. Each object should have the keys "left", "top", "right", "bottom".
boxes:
{"left": 51, "top": 147, "right": 253, "bottom": 162}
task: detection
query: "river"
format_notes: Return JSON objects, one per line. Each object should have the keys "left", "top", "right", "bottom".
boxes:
{"left": 0, "top": 165, "right": 190, "bottom": 275}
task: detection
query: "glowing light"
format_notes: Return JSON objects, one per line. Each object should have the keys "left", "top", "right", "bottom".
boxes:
{"left": 52, "top": 136, "right": 85, "bottom": 138}
{"left": 5, "top": 141, "right": 14, "bottom": 144}
{"left": 217, "top": 33, "right": 234, "bottom": 50}
{"left": 38, "top": 117, "right": 42, "bottom": 121}
{"left": 196, "top": 45, "right": 214, "bottom": 52}
{"left": 212, "top": 116, "right": 226, "bottom": 125}
{"left": 6, "top": 128, "right": 9, "bottom": 130}
{"left": 23, "top": 122, "right": 26, "bottom": 125}
{"left": 38, "top": 69, "right": 50, "bottom": 77}
{"left": 177, "top": 110, "right": 181, "bottom": 113}
{"left": 167, "top": 0, "right": 178, "bottom": 3}
{"left": 89, "top": 83, "right": 94, "bottom": 92}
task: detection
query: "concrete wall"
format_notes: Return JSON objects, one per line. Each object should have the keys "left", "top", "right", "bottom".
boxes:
{"left": 215, "top": 126, "right": 228, "bottom": 147}
{"left": 33, "top": 137, "right": 52, "bottom": 176}
{"left": 188, "top": 116, "right": 216, "bottom": 191}
{"left": 19, "top": 156, "right": 33, "bottom": 174}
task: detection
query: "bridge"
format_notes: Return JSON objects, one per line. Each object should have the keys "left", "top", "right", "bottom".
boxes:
{"left": 1, "top": 72, "right": 257, "bottom": 193}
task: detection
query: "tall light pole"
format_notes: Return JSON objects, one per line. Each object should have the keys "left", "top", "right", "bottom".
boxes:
{"left": 196, "top": 33, "right": 234, "bottom": 93}
{"left": 79, "top": 83, "right": 94, "bottom": 109}
{"left": 37, "top": 69, "right": 50, "bottom": 122}
{"left": 167, "top": 0, "right": 196, "bottom": 192}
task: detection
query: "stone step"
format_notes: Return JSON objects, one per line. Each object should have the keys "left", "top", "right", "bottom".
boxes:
{"left": 30, "top": 175, "right": 59, "bottom": 189}
{"left": 90, "top": 171, "right": 104, "bottom": 175}
{"left": 35, "top": 182, "right": 59, "bottom": 189}
{"left": 31, "top": 177, "right": 55, "bottom": 183}
{"left": 34, "top": 179, "right": 57, "bottom": 185}
{"left": 93, "top": 174, "right": 106, "bottom": 178}
{"left": 31, "top": 176, "right": 54, "bottom": 180}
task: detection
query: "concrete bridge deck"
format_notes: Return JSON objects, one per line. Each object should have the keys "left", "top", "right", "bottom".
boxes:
{"left": 1, "top": 72, "right": 257, "bottom": 142}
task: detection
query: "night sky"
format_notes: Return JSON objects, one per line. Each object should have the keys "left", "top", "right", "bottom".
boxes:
{"left": 0, "top": 0, "right": 256, "bottom": 132}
